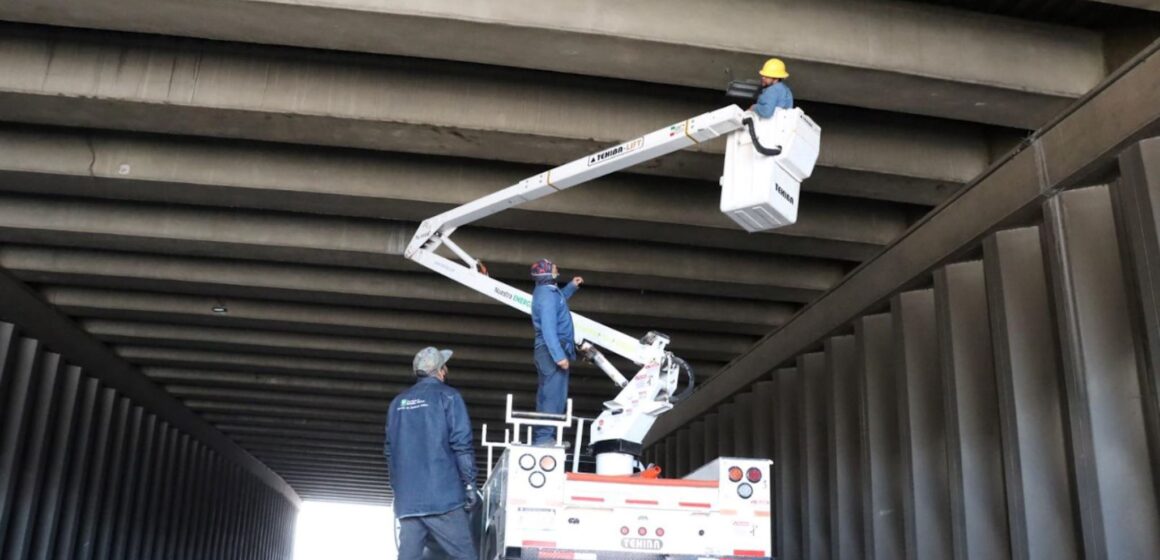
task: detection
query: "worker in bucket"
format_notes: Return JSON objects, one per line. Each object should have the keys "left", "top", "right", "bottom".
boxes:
{"left": 530, "top": 258, "right": 583, "bottom": 446}
{"left": 385, "top": 346, "right": 479, "bottom": 560}
{"left": 752, "top": 58, "right": 793, "bottom": 118}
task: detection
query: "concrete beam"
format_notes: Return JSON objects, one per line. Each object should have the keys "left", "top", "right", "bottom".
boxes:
{"left": 647, "top": 36, "right": 1160, "bottom": 443}
{"left": 1091, "top": 0, "right": 1160, "bottom": 11}
{"left": 85, "top": 320, "right": 536, "bottom": 367}
{"left": 143, "top": 366, "right": 608, "bottom": 410}
{"left": 0, "top": 193, "right": 846, "bottom": 302}
{"left": 265, "top": 466, "right": 388, "bottom": 481}
{"left": 243, "top": 445, "right": 387, "bottom": 463}
{"left": 0, "top": 246, "right": 795, "bottom": 335}
{"left": 119, "top": 347, "right": 616, "bottom": 395}
{"left": 0, "top": 30, "right": 993, "bottom": 206}
{"left": 185, "top": 401, "right": 386, "bottom": 424}
{"left": 0, "top": 0, "right": 1105, "bottom": 127}
{"left": 202, "top": 414, "right": 386, "bottom": 436}
{"left": 168, "top": 385, "right": 598, "bottom": 421}
{"left": 43, "top": 286, "right": 757, "bottom": 361}
{"left": 81, "top": 319, "right": 720, "bottom": 376}
{"left": 0, "top": 125, "right": 917, "bottom": 256}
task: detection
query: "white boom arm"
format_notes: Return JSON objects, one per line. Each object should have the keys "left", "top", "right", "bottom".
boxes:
{"left": 406, "top": 105, "right": 749, "bottom": 371}
{"left": 404, "top": 103, "right": 821, "bottom": 473}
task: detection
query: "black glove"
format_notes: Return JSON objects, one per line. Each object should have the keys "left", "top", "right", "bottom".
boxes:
{"left": 465, "top": 484, "right": 481, "bottom": 510}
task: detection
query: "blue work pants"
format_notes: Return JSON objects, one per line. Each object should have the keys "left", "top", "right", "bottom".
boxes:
{"left": 533, "top": 345, "right": 570, "bottom": 445}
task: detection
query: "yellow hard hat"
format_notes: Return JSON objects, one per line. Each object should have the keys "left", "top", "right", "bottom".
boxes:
{"left": 759, "top": 58, "right": 789, "bottom": 79}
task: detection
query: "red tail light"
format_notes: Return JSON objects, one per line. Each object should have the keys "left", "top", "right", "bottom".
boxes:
{"left": 746, "top": 467, "right": 762, "bottom": 483}
{"left": 638, "top": 527, "right": 647, "bottom": 536}
{"left": 620, "top": 526, "right": 629, "bottom": 536}
{"left": 656, "top": 528, "right": 665, "bottom": 537}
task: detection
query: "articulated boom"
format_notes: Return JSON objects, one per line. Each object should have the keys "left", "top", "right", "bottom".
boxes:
{"left": 403, "top": 103, "right": 820, "bottom": 472}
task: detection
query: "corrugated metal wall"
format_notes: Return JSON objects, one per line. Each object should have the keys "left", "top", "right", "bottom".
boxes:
{"left": 0, "top": 321, "right": 297, "bottom": 560}
{"left": 646, "top": 138, "right": 1160, "bottom": 559}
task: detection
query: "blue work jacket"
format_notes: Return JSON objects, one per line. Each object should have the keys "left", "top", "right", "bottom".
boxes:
{"left": 754, "top": 81, "right": 794, "bottom": 118}
{"left": 385, "top": 377, "right": 477, "bottom": 518}
{"left": 532, "top": 282, "right": 579, "bottom": 363}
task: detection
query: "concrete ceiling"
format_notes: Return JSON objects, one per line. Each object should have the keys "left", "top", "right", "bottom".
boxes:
{"left": 0, "top": 0, "right": 1156, "bottom": 503}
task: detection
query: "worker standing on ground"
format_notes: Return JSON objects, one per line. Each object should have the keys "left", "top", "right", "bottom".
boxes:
{"left": 385, "top": 347, "right": 479, "bottom": 560}
{"left": 530, "top": 258, "right": 583, "bottom": 446}
{"left": 752, "top": 58, "right": 793, "bottom": 117}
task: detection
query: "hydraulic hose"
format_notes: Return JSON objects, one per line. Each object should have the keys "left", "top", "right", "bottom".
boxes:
{"left": 668, "top": 355, "right": 695, "bottom": 403}
{"left": 741, "top": 117, "right": 783, "bottom": 156}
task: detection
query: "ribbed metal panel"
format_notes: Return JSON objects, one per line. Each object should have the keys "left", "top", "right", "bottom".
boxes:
{"left": 0, "top": 323, "right": 297, "bottom": 559}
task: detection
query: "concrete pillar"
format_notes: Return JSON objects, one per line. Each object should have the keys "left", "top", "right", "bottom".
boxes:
{"left": 935, "top": 262, "right": 1010, "bottom": 560}
{"left": 855, "top": 314, "right": 904, "bottom": 560}
{"left": 0, "top": 337, "right": 41, "bottom": 555}
{"left": 1113, "top": 138, "right": 1160, "bottom": 491}
{"left": 140, "top": 423, "right": 173, "bottom": 559}
{"left": 187, "top": 445, "right": 211, "bottom": 560}
{"left": 825, "top": 335, "right": 864, "bottom": 560}
{"left": 30, "top": 365, "right": 83, "bottom": 560}
{"left": 1045, "top": 185, "right": 1160, "bottom": 558}
{"left": 893, "top": 290, "right": 952, "bottom": 560}
{"left": 702, "top": 414, "right": 719, "bottom": 464}
{"left": 3, "top": 352, "right": 64, "bottom": 560}
{"left": 164, "top": 434, "right": 192, "bottom": 560}
{"left": 774, "top": 368, "right": 802, "bottom": 560}
{"left": 52, "top": 378, "right": 102, "bottom": 560}
{"left": 687, "top": 420, "right": 706, "bottom": 473}
{"left": 674, "top": 428, "right": 690, "bottom": 477}
{"left": 717, "top": 405, "right": 735, "bottom": 458}
{"left": 799, "top": 352, "right": 831, "bottom": 560}
{"left": 665, "top": 435, "right": 679, "bottom": 474}
{"left": 109, "top": 406, "right": 146, "bottom": 560}
{"left": 751, "top": 381, "right": 774, "bottom": 460}
{"left": 983, "top": 227, "right": 1079, "bottom": 560}
{"left": 733, "top": 393, "right": 755, "bottom": 457}
{"left": 92, "top": 397, "right": 132, "bottom": 560}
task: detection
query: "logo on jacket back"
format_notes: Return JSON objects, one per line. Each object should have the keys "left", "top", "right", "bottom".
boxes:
{"left": 398, "top": 398, "right": 428, "bottom": 411}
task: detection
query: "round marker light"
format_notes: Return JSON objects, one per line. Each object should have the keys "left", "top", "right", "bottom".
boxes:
{"left": 728, "top": 466, "right": 743, "bottom": 482}
{"left": 737, "top": 482, "right": 754, "bottom": 499}
{"left": 519, "top": 454, "right": 536, "bottom": 471}
{"left": 620, "top": 526, "right": 630, "bottom": 536}
{"left": 656, "top": 528, "right": 665, "bottom": 537}
{"left": 746, "top": 467, "right": 762, "bottom": 483}
{"left": 529, "top": 471, "right": 547, "bottom": 488}
{"left": 638, "top": 527, "right": 647, "bottom": 536}
{"left": 540, "top": 455, "right": 557, "bottom": 472}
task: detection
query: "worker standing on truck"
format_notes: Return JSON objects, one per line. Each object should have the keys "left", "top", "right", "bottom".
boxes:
{"left": 385, "top": 347, "right": 479, "bottom": 560}
{"left": 530, "top": 258, "right": 583, "bottom": 446}
{"left": 752, "top": 58, "right": 793, "bottom": 117}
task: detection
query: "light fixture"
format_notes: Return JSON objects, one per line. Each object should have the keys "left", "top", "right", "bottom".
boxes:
{"left": 737, "top": 483, "right": 753, "bottom": 499}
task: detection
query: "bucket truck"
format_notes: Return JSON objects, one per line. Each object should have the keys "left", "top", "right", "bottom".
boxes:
{"left": 404, "top": 103, "right": 820, "bottom": 559}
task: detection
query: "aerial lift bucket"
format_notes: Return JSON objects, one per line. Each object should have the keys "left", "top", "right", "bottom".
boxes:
{"left": 720, "top": 107, "right": 822, "bottom": 232}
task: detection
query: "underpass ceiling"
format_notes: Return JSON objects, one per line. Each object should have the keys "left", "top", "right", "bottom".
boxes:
{"left": 0, "top": 0, "right": 1156, "bottom": 502}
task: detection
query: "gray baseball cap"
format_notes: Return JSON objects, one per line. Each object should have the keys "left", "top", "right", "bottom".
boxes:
{"left": 413, "top": 346, "right": 453, "bottom": 377}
